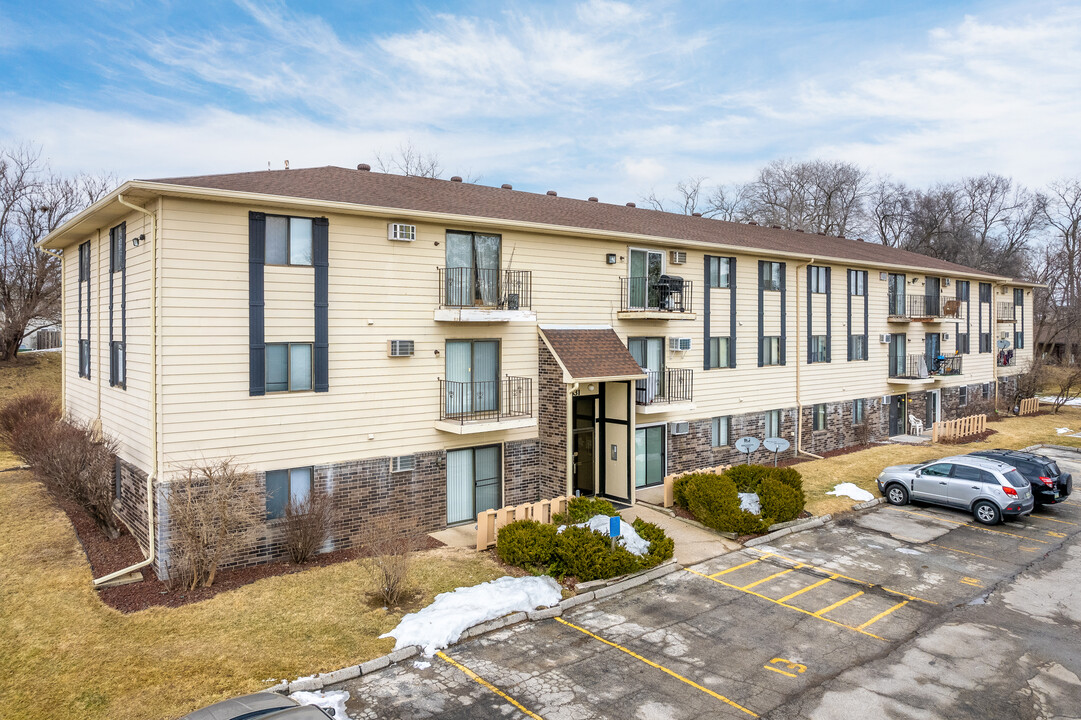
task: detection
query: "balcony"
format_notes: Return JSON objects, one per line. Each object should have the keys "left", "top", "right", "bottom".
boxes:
{"left": 618, "top": 276, "right": 696, "bottom": 320}
{"left": 436, "top": 376, "right": 535, "bottom": 434}
{"left": 887, "top": 295, "right": 963, "bottom": 322}
{"left": 435, "top": 267, "right": 536, "bottom": 322}
{"left": 635, "top": 368, "right": 695, "bottom": 414}
{"left": 888, "top": 354, "right": 963, "bottom": 385}
{"left": 996, "top": 302, "right": 1016, "bottom": 322}
{"left": 997, "top": 349, "right": 1017, "bottom": 367}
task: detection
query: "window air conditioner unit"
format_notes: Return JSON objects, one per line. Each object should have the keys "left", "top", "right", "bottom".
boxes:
{"left": 943, "top": 333, "right": 950, "bottom": 340}
{"left": 391, "top": 455, "right": 416, "bottom": 472}
{"left": 1000, "top": 286, "right": 1010, "bottom": 295}
{"left": 669, "top": 337, "right": 692, "bottom": 352}
{"left": 387, "top": 340, "right": 415, "bottom": 357}
{"left": 879, "top": 333, "right": 892, "bottom": 344}
{"left": 388, "top": 223, "right": 416, "bottom": 241}
{"left": 670, "top": 421, "right": 690, "bottom": 436}
{"left": 943, "top": 278, "right": 952, "bottom": 287}
{"left": 669, "top": 250, "right": 687, "bottom": 265}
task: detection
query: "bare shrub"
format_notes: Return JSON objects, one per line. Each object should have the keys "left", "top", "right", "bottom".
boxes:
{"left": 167, "top": 460, "right": 262, "bottom": 590}
{"left": 281, "top": 490, "right": 337, "bottom": 564}
{"left": 359, "top": 518, "right": 424, "bottom": 607}
{"left": 0, "top": 390, "right": 60, "bottom": 463}
{"left": 1012, "top": 359, "right": 1049, "bottom": 410}
{"left": 852, "top": 423, "right": 871, "bottom": 446}
{"left": 1049, "top": 363, "right": 1081, "bottom": 413}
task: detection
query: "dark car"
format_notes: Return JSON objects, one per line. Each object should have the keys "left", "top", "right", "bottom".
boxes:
{"left": 180, "top": 692, "right": 335, "bottom": 720}
{"left": 969, "top": 449, "right": 1073, "bottom": 506}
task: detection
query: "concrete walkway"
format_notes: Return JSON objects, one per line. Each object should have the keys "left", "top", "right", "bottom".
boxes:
{"left": 621, "top": 502, "right": 740, "bottom": 566}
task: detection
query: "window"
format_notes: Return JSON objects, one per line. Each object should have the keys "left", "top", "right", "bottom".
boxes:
{"left": 888, "top": 273, "right": 906, "bottom": 315}
{"left": 956, "top": 280, "right": 970, "bottom": 302}
{"left": 979, "top": 332, "right": 992, "bottom": 354}
{"left": 711, "top": 416, "right": 730, "bottom": 447}
{"left": 813, "top": 403, "right": 827, "bottom": 431}
{"left": 762, "top": 336, "right": 782, "bottom": 365}
{"left": 809, "top": 265, "right": 828, "bottom": 293}
{"left": 959, "top": 386, "right": 968, "bottom": 406}
{"left": 921, "top": 463, "right": 952, "bottom": 477}
{"left": 708, "top": 336, "right": 731, "bottom": 369}
{"left": 78, "top": 241, "right": 91, "bottom": 379}
{"left": 810, "top": 335, "right": 828, "bottom": 363}
{"left": 110, "top": 223, "right": 125, "bottom": 273}
{"left": 765, "top": 409, "right": 782, "bottom": 438}
{"left": 853, "top": 399, "right": 865, "bottom": 425}
{"left": 952, "top": 464, "right": 983, "bottom": 482}
{"left": 265, "top": 467, "right": 312, "bottom": 520}
{"left": 109, "top": 224, "right": 126, "bottom": 389}
{"left": 982, "top": 383, "right": 991, "bottom": 400}
{"left": 848, "top": 335, "right": 867, "bottom": 361}
{"left": 265, "top": 215, "right": 314, "bottom": 266}
{"left": 957, "top": 332, "right": 970, "bottom": 354}
{"left": 979, "top": 282, "right": 992, "bottom": 303}
{"left": 109, "top": 342, "right": 125, "bottom": 388}
{"left": 708, "top": 256, "right": 731, "bottom": 288}
{"left": 266, "top": 343, "right": 313, "bottom": 392}
{"left": 849, "top": 271, "right": 866, "bottom": 296}
{"left": 759, "top": 261, "right": 783, "bottom": 291}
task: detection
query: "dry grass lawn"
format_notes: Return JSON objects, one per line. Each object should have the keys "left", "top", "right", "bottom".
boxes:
{"left": 801, "top": 408, "right": 1081, "bottom": 516}
{"left": 0, "top": 354, "right": 507, "bottom": 720}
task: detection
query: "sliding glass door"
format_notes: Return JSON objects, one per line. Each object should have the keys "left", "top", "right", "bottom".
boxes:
{"left": 445, "top": 340, "right": 499, "bottom": 416}
{"left": 629, "top": 336, "right": 665, "bottom": 401}
{"left": 447, "top": 445, "right": 502, "bottom": 524}
{"left": 635, "top": 425, "right": 665, "bottom": 488}
{"left": 628, "top": 249, "right": 664, "bottom": 309}
{"left": 446, "top": 231, "right": 501, "bottom": 307}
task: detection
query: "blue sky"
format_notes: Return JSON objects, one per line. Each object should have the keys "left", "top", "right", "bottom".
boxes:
{"left": 1, "top": 0, "right": 1079, "bottom": 202}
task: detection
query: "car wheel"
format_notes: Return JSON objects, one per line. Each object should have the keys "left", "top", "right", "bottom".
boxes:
{"left": 973, "top": 501, "right": 1001, "bottom": 525}
{"left": 886, "top": 484, "right": 909, "bottom": 506}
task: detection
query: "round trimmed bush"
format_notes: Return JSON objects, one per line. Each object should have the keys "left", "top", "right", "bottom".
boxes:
{"left": 758, "top": 476, "right": 803, "bottom": 524}
{"left": 551, "top": 525, "right": 639, "bottom": 581}
{"left": 496, "top": 520, "right": 557, "bottom": 567}
{"left": 632, "top": 517, "right": 674, "bottom": 568}
{"left": 683, "top": 473, "right": 771, "bottom": 535}
{"left": 553, "top": 496, "right": 617, "bottom": 524}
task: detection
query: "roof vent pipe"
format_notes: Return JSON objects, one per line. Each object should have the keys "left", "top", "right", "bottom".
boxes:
{"left": 501, "top": 183, "right": 513, "bottom": 189}
{"left": 796, "top": 229, "right": 804, "bottom": 233}
{"left": 692, "top": 212, "right": 702, "bottom": 217}
{"left": 747, "top": 221, "right": 757, "bottom": 225}
{"left": 450, "top": 176, "right": 463, "bottom": 182}
{"left": 588, "top": 197, "right": 598, "bottom": 202}
{"left": 626, "top": 202, "right": 636, "bottom": 207}
{"left": 546, "top": 190, "right": 557, "bottom": 196}
{"left": 357, "top": 163, "right": 370, "bottom": 171}
{"left": 772, "top": 225, "right": 782, "bottom": 229}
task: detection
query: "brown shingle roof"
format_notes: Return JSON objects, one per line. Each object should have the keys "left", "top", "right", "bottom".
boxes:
{"left": 539, "top": 327, "right": 646, "bottom": 381}
{"left": 148, "top": 166, "right": 1002, "bottom": 279}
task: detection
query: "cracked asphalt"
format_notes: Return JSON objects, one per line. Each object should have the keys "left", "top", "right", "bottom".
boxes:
{"left": 331, "top": 447, "right": 1081, "bottom": 719}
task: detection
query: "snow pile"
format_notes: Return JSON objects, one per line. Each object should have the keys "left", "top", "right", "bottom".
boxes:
{"left": 1056, "top": 427, "right": 1072, "bottom": 435}
{"left": 1041, "top": 395, "right": 1081, "bottom": 407}
{"left": 559, "top": 514, "right": 650, "bottom": 556}
{"left": 895, "top": 547, "right": 923, "bottom": 555}
{"left": 739, "top": 492, "right": 761, "bottom": 515}
{"left": 290, "top": 690, "right": 351, "bottom": 719}
{"left": 380, "top": 575, "right": 562, "bottom": 656}
{"left": 826, "top": 483, "right": 875, "bottom": 502}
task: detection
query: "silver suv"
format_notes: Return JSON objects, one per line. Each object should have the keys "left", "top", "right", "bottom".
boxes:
{"left": 876, "top": 455, "right": 1034, "bottom": 525}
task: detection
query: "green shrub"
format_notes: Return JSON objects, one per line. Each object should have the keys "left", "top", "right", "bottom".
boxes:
{"left": 550, "top": 526, "right": 639, "bottom": 581}
{"left": 553, "top": 496, "right": 617, "bottom": 525}
{"left": 496, "top": 520, "right": 557, "bottom": 567}
{"left": 683, "top": 473, "right": 771, "bottom": 535}
{"left": 632, "top": 518, "right": 674, "bottom": 568}
{"left": 758, "top": 477, "right": 804, "bottom": 524}
{"left": 672, "top": 473, "right": 717, "bottom": 508}
{"left": 723, "top": 464, "right": 770, "bottom": 492}
{"left": 766, "top": 467, "right": 805, "bottom": 512}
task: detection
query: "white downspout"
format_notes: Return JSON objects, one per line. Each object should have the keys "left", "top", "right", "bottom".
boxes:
{"left": 794, "top": 257, "right": 824, "bottom": 460}
{"left": 40, "top": 248, "right": 66, "bottom": 414}
{"left": 93, "top": 194, "right": 158, "bottom": 587}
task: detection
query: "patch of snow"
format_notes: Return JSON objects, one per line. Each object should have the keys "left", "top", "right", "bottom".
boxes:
{"left": 558, "top": 514, "right": 651, "bottom": 556}
{"left": 413, "top": 660, "right": 431, "bottom": 670}
{"left": 826, "top": 483, "right": 875, "bottom": 502}
{"left": 1041, "top": 395, "right": 1081, "bottom": 407}
{"left": 738, "top": 492, "right": 760, "bottom": 515}
{"left": 895, "top": 547, "right": 923, "bottom": 555}
{"left": 380, "top": 575, "right": 562, "bottom": 656}
{"left": 1056, "top": 427, "right": 1072, "bottom": 435}
{"left": 290, "top": 690, "right": 351, "bottom": 719}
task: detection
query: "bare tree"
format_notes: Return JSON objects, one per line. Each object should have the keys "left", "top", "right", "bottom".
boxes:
{"left": 642, "top": 177, "right": 750, "bottom": 220}
{"left": 0, "top": 145, "right": 111, "bottom": 361}
{"left": 865, "top": 178, "right": 915, "bottom": 247}
{"left": 1037, "top": 178, "right": 1081, "bottom": 358}
{"left": 741, "top": 159, "right": 869, "bottom": 236}
{"left": 375, "top": 142, "right": 443, "bottom": 178}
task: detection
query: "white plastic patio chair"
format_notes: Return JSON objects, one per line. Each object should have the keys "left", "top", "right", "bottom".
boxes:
{"left": 908, "top": 414, "right": 924, "bottom": 435}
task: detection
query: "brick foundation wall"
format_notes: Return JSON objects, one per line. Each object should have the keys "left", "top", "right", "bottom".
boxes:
{"left": 537, "top": 343, "right": 568, "bottom": 499}
{"left": 504, "top": 438, "right": 541, "bottom": 505}
{"left": 113, "top": 458, "right": 152, "bottom": 556}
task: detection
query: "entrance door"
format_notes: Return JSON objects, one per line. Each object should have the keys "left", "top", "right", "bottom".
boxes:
{"left": 635, "top": 425, "right": 665, "bottom": 488}
{"left": 925, "top": 333, "right": 941, "bottom": 373}
{"left": 446, "top": 445, "right": 501, "bottom": 525}
{"left": 925, "top": 389, "right": 940, "bottom": 428}
{"left": 889, "top": 334, "right": 907, "bottom": 377}
{"left": 888, "top": 273, "right": 906, "bottom": 315}
{"left": 926, "top": 277, "right": 941, "bottom": 316}
{"left": 628, "top": 249, "right": 664, "bottom": 309}
{"left": 445, "top": 340, "right": 499, "bottom": 416}
{"left": 628, "top": 337, "right": 665, "bottom": 402}
{"left": 889, "top": 394, "right": 905, "bottom": 435}
{"left": 446, "top": 231, "right": 501, "bottom": 307}
{"left": 572, "top": 396, "right": 596, "bottom": 496}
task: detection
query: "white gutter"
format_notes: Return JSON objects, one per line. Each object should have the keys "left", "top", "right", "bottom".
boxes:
{"left": 92, "top": 194, "right": 158, "bottom": 587}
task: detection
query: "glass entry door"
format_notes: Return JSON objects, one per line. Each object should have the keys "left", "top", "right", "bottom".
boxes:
{"left": 445, "top": 340, "right": 499, "bottom": 415}
{"left": 889, "top": 334, "right": 907, "bottom": 377}
{"left": 628, "top": 249, "right": 664, "bottom": 309}
{"left": 635, "top": 425, "right": 665, "bottom": 488}
{"left": 446, "top": 445, "right": 501, "bottom": 525}
{"left": 446, "top": 231, "right": 501, "bottom": 307}
{"left": 629, "top": 337, "right": 665, "bottom": 402}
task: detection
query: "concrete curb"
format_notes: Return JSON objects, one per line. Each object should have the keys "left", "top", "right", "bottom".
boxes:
{"left": 745, "top": 514, "right": 832, "bottom": 547}
{"left": 276, "top": 560, "right": 683, "bottom": 695}
{"left": 852, "top": 497, "right": 886, "bottom": 510}
{"left": 1024, "top": 444, "right": 1081, "bottom": 455}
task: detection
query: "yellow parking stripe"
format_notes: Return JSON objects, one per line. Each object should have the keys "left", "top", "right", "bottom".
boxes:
{"left": 814, "top": 591, "right": 864, "bottom": 617}
{"left": 437, "top": 651, "right": 545, "bottom": 720}
{"left": 555, "top": 618, "right": 758, "bottom": 717}
{"left": 857, "top": 600, "right": 909, "bottom": 630}
{"left": 888, "top": 507, "right": 1049, "bottom": 544}
{"left": 1028, "top": 514, "right": 1077, "bottom": 526}
{"left": 927, "top": 543, "right": 998, "bottom": 562}
{"left": 776, "top": 576, "right": 835, "bottom": 603}
{"left": 763, "top": 665, "right": 798, "bottom": 678}
{"left": 711, "top": 557, "right": 768, "bottom": 578}
{"left": 741, "top": 567, "right": 800, "bottom": 590}
{"left": 749, "top": 549, "right": 936, "bottom": 604}
{"left": 685, "top": 569, "right": 887, "bottom": 641}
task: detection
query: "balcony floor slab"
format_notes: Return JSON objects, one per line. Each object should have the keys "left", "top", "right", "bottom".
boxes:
{"left": 636, "top": 401, "right": 696, "bottom": 415}
{"left": 616, "top": 311, "right": 697, "bottom": 321}
{"left": 434, "top": 417, "right": 538, "bottom": 434}
{"left": 434, "top": 308, "right": 537, "bottom": 322}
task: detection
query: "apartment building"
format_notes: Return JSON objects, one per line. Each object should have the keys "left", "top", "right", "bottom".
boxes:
{"left": 40, "top": 166, "right": 1034, "bottom": 575}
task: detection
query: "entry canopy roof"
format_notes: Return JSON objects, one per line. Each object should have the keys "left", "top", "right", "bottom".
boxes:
{"left": 539, "top": 326, "right": 647, "bottom": 384}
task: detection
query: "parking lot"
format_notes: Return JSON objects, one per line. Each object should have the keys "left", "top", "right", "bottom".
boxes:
{"left": 333, "top": 448, "right": 1081, "bottom": 719}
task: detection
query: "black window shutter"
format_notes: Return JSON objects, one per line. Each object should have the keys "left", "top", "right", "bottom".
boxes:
{"left": 806, "top": 266, "right": 813, "bottom": 364}
{"left": 825, "top": 267, "right": 832, "bottom": 362}
{"left": 862, "top": 272, "right": 868, "bottom": 360}
{"left": 729, "top": 257, "right": 736, "bottom": 368}
{"left": 249, "top": 212, "right": 266, "bottom": 396}
{"left": 313, "top": 217, "right": 330, "bottom": 393}
{"left": 846, "top": 270, "right": 853, "bottom": 361}
{"left": 757, "top": 261, "right": 765, "bottom": 367}
{"left": 779, "top": 262, "right": 787, "bottom": 365}
{"left": 109, "top": 228, "right": 114, "bottom": 385}
{"left": 703, "top": 255, "right": 712, "bottom": 370}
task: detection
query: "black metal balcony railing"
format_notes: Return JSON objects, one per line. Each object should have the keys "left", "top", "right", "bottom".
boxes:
{"left": 996, "top": 302, "right": 1017, "bottom": 322}
{"left": 439, "top": 376, "right": 533, "bottom": 424}
{"left": 440, "top": 267, "right": 532, "bottom": 310}
{"left": 636, "top": 368, "right": 694, "bottom": 406}
{"left": 621, "top": 276, "right": 692, "bottom": 313}
{"left": 889, "top": 294, "right": 962, "bottom": 319}
{"left": 889, "top": 353, "right": 964, "bottom": 379}
{"left": 997, "top": 350, "right": 1017, "bottom": 367}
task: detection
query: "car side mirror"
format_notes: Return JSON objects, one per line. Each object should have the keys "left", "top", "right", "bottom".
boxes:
{"left": 914, "top": 470, "right": 921, "bottom": 477}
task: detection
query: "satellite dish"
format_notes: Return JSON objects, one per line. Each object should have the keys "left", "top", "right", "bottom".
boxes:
{"left": 734, "top": 436, "right": 760, "bottom": 454}
{"left": 996, "top": 339, "right": 1011, "bottom": 350}
{"left": 763, "top": 437, "right": 790, "bottom": 453}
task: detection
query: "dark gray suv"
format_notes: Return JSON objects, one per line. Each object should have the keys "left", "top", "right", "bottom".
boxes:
{"left": 876, "top": 455, "right": 1034, "bottom": 525}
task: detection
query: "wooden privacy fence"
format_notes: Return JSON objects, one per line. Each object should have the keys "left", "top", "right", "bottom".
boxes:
{"left": 476, "top": 495, "right": 571, "bottom": 550}
{"left": 1019, "top": 397, "right": 1040, "bottom": 416}
{"left": 661, "top": 464, "right": 732, "bottom": 508}
{"left": 932, "top": 414, "right": 987, "bottom": 442}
